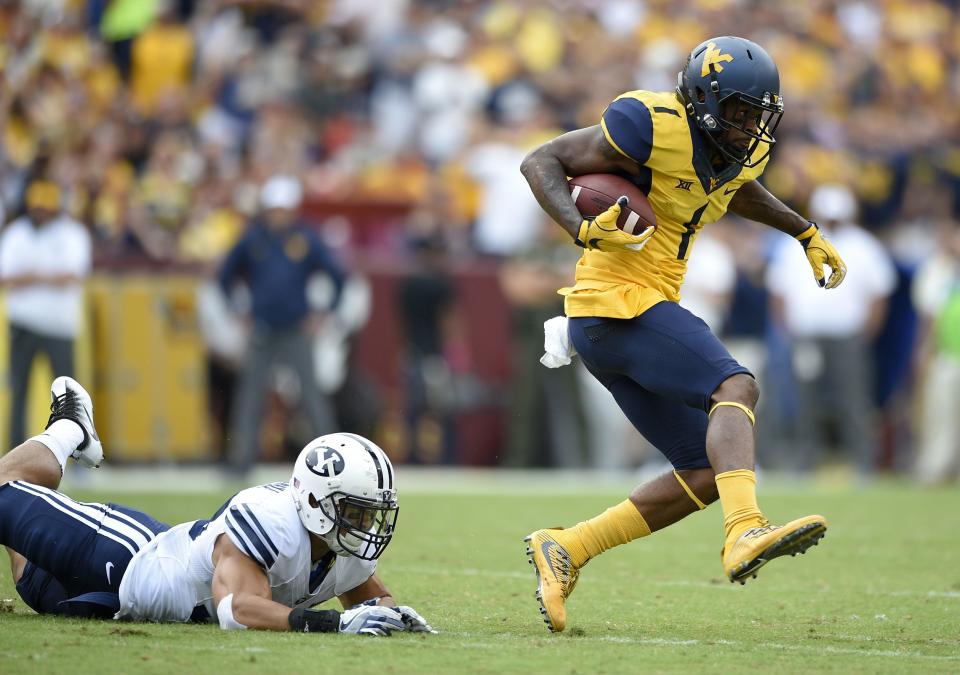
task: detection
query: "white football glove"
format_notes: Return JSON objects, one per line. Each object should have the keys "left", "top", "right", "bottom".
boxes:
{"left": 396, "top": 605, "right": 438, "bottom": 634}
{"left": 339, "top": 603, "right": 405, "bottom": 637}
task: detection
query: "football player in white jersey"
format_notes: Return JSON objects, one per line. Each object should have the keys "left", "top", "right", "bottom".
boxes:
{"left": 0, "top": 377, "right": 433, "bottom": 635}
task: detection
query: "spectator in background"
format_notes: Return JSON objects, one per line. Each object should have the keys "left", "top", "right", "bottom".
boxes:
{"left": 766, "top": 184, "right": 896, "bottom": 476}
{"left": 499, "top": 225, "right": 586, "bottom": 468}
{"left": 129, "top": 2, "right": 194, "bottom": 115}
{"left": 912, "top": 222, "right": 960, "bottom": 484}
{"left": 679, "top": 227, "right": 736, "bottom": 335}
{"left": 394, "top": 175, "right": 469, "bottom": 464}
{"left": 99, "top": 0, "right": 162, "bottom": 79}
{"left": 318, "top": 274, "right": 378, "bottom": 441}
{"left": 196, "top": 275, "right": 246, "bottom": 462}
{"left": 0, "top": 179, "right": 91, "bottom": 447}
{"left": 719, "top": 219, "right": 786, "bottom": 468}
{"left": 397, "top": 235, "right": 456, "bottom": 464}
{"left": 218, "top": 175, "right": 345, "bottom": 477}
{"left": 466, "top": 115, "right": 552, "bottom": 259}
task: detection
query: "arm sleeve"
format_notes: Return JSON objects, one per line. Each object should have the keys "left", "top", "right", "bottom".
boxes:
{"left": 224, "top": 504, "right": 283, "bottom": 571}
{"left": 600, "top": 96, "right": 654, "bottom": 165}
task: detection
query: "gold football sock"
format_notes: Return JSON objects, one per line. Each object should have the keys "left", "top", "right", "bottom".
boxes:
{"left": 553, "top": 500, "right": 651, "bottom": 568}
{"left": 715, "top": 469, "right": 766, "bottom": 546}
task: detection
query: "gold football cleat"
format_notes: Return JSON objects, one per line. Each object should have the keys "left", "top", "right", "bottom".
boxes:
{"left": 722, "top": 514, "right": 827, "bottom": 584}
{"left": 523, "top": 529, "right": 581, "bottom": 633}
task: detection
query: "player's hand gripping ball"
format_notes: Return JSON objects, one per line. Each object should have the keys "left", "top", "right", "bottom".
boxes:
{"left": 569, "top": 173, "right": 658, "bottom": 252}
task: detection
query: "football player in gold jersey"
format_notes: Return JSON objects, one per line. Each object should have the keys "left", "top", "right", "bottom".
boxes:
{"left": 519, "top": 36, "right": 847, "bottom": 633}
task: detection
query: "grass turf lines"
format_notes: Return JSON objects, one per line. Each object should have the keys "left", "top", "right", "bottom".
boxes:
{"left": 0, "top": 479, "right": 958, "bottom": 674}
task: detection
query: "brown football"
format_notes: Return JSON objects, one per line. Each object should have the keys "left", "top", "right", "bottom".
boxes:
{"left": 568, "top": 173, "right": 657, "bottom": 235}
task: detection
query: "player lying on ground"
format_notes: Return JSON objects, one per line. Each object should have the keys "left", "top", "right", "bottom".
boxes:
{"left": 519, "top": 36, "right": 846, "bottom": 632}
{"left": 0, "top": 377, "right": 433, "bottom": 635}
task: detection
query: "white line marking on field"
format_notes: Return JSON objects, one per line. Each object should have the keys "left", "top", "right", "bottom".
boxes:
{"left": 828, "top": 633, "right": 959, "bottom": 646}
{"left": 756, "top": 642, "right": 959, "bottom": 662}
{"left": 596, "top": 636, "right": 700, "bottom": 646}
{"left": 878, "top": 590, "right": 960, "bottom": 599}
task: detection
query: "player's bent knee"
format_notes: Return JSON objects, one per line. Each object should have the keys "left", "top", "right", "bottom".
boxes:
{"left": 712, "top": 373, "right": 759, "bottom": 408}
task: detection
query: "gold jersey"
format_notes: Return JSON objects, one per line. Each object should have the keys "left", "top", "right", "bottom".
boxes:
{"left": 561, "top": 90, "right": 769, "bottom": 318}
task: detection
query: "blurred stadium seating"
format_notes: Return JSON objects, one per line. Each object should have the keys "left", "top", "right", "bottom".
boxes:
{"left": 1, "top": 0, "right": 959, "bottom": 481}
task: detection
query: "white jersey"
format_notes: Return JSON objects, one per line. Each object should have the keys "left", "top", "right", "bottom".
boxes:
{"left": 116, "top": 482, "right": 377, "bottom": 623}
{"left": 0, "top": 214, "right": 92, "bottom": 338}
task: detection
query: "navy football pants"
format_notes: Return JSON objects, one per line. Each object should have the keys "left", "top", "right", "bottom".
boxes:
{"left": 0, "top": 481, "right": 168, "bottom": 616}
{"left": 569, "top": 301, "right": 751, "bottom": 470}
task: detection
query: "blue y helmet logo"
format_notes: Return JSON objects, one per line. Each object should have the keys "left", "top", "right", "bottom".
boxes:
{"left": 305, "top": 447, "right": 345, "bottom": 477}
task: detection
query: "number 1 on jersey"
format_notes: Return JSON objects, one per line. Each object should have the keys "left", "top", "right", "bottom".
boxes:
{"left": 677, "top": 203, "right": 708, "bottom": 260}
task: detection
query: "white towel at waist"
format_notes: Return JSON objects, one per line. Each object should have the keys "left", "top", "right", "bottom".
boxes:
{"left": 540, "top": 315, "right": 577, "bottom": 368}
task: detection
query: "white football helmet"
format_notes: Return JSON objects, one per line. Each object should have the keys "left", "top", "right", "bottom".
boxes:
{"left": 291, "top": 433, "right": 398, "bottom": 560}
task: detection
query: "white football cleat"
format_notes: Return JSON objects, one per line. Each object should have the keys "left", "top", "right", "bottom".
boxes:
{"left": 47, "top": 376, "right": 103, "bottom": 468}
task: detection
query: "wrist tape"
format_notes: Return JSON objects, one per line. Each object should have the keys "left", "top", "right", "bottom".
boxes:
{"left": 217, "top": 593, "right": 248, "bottom": 630}
{"left": 288, "top": 607, "right": 341, "bottom": 633}
{"left": 795, "top": 221, "right": 819, "bottom": 248}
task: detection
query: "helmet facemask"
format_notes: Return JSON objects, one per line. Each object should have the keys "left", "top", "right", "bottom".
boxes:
{"left": 314, "top": 491, "right": 399, "bottom": 561}
{"left": 708, "top": 92, "right": 782, "bottom": 167}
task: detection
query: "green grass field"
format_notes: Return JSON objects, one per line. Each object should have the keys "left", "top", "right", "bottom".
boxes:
{"left": 1, "top": 477, "right": 958, "bottom": 674}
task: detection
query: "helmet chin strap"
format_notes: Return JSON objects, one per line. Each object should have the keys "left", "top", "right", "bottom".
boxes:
{"left": 320, "top": 530, "right": 349, "bottom": 556}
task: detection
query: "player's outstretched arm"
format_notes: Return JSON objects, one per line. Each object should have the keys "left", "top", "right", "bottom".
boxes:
{"left": 211, "top": 535, "right": 303, "bottom": 631}
{"left": 728, "top": 180, "right": 847, "bottom": 288}
{"left": 211, "top": 537, "right": 405, "bottom": 635}
{"left": 520, "top": 126, "right": 638, "bottom": 241}
{"left": 727, "top": 179, "right": 809, "bottom": 235}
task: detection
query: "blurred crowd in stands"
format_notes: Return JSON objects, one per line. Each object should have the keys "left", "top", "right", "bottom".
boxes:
{"left": 2, "top": 0, "right": 960, "bottom": 482}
